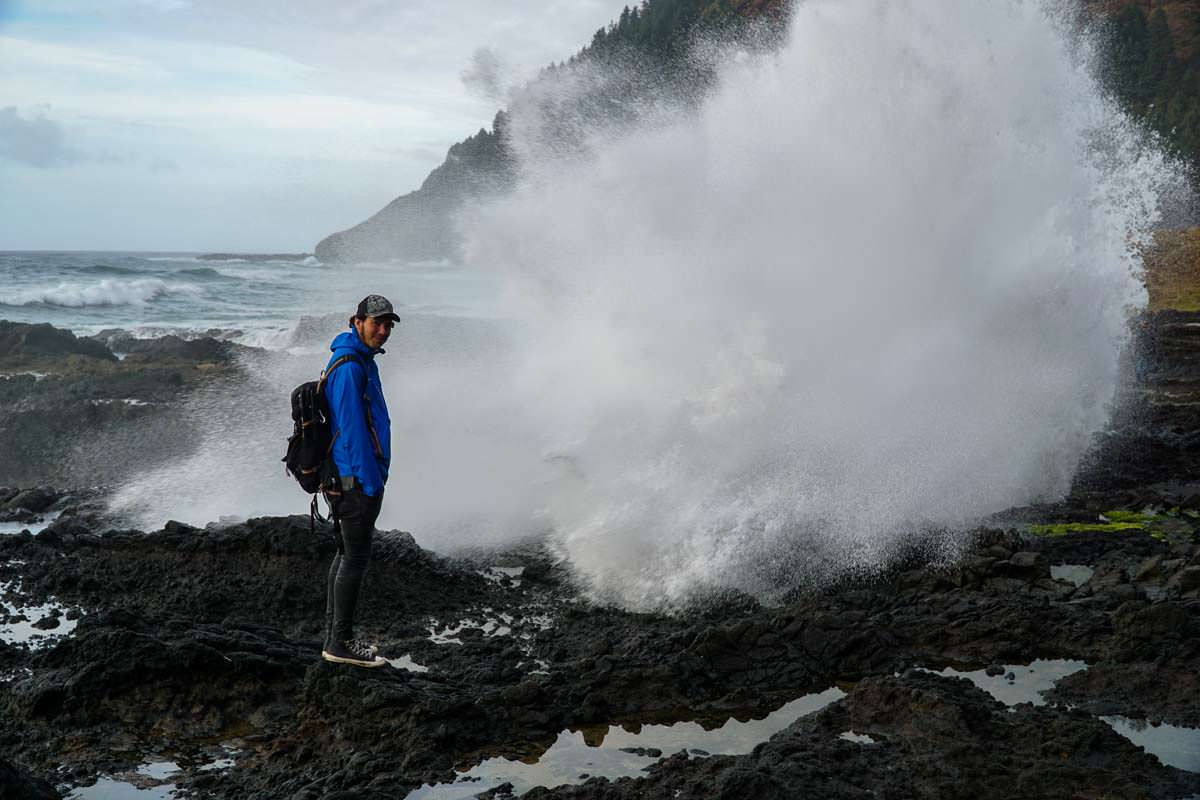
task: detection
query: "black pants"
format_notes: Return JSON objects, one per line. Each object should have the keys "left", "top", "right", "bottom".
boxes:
{"left": 325, "top": 487, "right": 383, "bottom": 644}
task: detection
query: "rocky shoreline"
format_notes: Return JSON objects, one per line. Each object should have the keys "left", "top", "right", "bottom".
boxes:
{"left": 0, "top": 321, "right": 261, "bottom": 489}
{"left": 0, "top": 315, "right": 1198, "bottom": 799}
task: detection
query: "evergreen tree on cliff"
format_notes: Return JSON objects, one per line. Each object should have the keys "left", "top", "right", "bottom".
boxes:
{"left": 314, "top": 0, "right": 786, "bottom": 263}
{"left": 316, "top": 0, "right": 1199, "bottom": 263}
{"left": 1101, "top": 3, "right": 1200, "bottom": 177}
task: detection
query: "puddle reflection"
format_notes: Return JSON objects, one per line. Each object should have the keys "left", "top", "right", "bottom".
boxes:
{"left": 405, "top": 687, "right": 846, "bottom": 799}
{"left": 924, "top": 659, "right": 1088, "bottom": 707}
{"left": 66, "top": 777, "right": 175, "bottom": 799}
{"left": 1102, "top": 716, "right": 1200, "bottom": 773}
{"left": 925, "top": 659, "right": 1199, "bottom": 773}
{"left": 67, "top": 761, "right": 180, "bottom": 799}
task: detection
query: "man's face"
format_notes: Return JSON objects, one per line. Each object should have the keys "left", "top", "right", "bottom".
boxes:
{"left": 354, "top": 315, "right": 394, "bottom": 349}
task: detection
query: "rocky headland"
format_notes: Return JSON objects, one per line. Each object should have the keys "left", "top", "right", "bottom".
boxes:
{"left": 314, "top": 1, "right": 1200, "bottom": 266}
{"left": 0, "top": 311, "right": 1198, "bottom": 798}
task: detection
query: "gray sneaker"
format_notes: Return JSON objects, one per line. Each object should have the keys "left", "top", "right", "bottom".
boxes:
{"left": 322, "top": 639, "right": 386, "bottom": 668}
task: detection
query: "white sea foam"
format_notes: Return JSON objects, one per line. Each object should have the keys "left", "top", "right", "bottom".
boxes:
{"left": 85, "top": 322, "right": 295, "bottom": 352}
{"left": 2, "top": 278, "right": 203, "bottom": 308}
{"left": 113, "top": 0, "right": 1182, "bottom": 609}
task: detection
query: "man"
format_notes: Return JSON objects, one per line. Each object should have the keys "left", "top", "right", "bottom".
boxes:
{"left": 320, "top": 294, "right": 398, "bottom": 668}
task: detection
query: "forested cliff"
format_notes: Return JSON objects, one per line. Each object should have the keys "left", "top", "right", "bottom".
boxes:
{"left": 1097, "top": 1, "right": 1200, "bottom": 161}
{"left": 314, "top": 0, "right": 1200, "bottom": 263}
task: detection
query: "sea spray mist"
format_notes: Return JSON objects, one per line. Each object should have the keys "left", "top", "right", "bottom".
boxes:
{"left": 454, "top": 0, "right": 1178, "bottom": 607}
{"left": 113, "top": 0, "right": 1181, "bottom": 610}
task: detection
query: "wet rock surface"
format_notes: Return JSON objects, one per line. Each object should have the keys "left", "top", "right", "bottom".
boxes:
{"left": 0, "top": 312, "right": 1197, "bottom": 798}
{"left": 0, "top": 320, "right": 262, "bottom": 488}
{"left": 524, "top": 671, "right": 1200, "bottom": 800}
{"left": 1, "top": 510, "right": 1196, "bottom": 798}
{"left": 0, "top": 757, "right": 60, "bottom": 800}
{"left": 0, "top": 321, "right": 116, "bottom": 364}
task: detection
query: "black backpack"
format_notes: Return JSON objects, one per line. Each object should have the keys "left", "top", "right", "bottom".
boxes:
{"left": 282, "top": 354, "right": 363, "bottom": 494}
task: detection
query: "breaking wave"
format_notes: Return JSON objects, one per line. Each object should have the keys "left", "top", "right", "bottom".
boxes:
{"left": 2, "top": 278, "right": 204, "bottom": 308}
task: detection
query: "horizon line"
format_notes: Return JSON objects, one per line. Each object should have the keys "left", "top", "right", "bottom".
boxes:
{"left": 0, "top": 249, "right": 315, "bottom": 255}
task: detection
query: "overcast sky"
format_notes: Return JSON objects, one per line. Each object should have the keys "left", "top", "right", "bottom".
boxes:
{"left": 0, "top": 0, "right": 617, "bottom": 251}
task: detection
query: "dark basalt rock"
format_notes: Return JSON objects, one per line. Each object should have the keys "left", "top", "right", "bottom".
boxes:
{"left": 2, "top": 507, "right": 1197, "bottom": 799}
{"left": 2, "top": 487, "right": 59, "bottom": 514}
{"left": 1072, "top": 311, "right": 1200, "bottom": 497}
{"left": 0, "top": 758, "right": 60, "bottom": 800}
{"left": 0, "top": 321, "right": 115, "bottom": 364}
{"left": 0, "top": 320, "right": 265, "bottom": 487}
{"left": 96, "top": 333, "right": 251, "bottom": 365}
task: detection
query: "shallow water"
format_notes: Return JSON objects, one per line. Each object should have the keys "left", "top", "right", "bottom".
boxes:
{"left": 1050, "top": 563, "right": 1094, "bottom": 588}
{"left": 1102, "top": 716, "right": 1200, "bottom": 773}
{"left": 66, "top": 778, "right": 174, "bottom": 799}
{"left": 924, "top": 659, "right": 1089, "bottom": 707}
{"left": 427, "top": 609, "right": 552, "bottom": 647}
{"left": 134, "top": 763, "right": 180, "bottom": 782}
{"left": 67, "top": 753, "right": 246, "bottom": 798}
{"left": 0, "top": 583, "right": 77, "bottom": 649}
{"left": 66, "top": 761, "right": 180, "bottom": 799}
{"left": 387, "top": 654, "right": 430, "bottom": 673}
{"left": 427, "top": 618, "right": 510, "bottom": 645}
{"left": 927, "top": 659, "right": 1199, "bottom": 772}
{"left": 405, "top": 687, "right": 846, "bottom": 798}
{"left": 0, "top": 512, "right": 60, "bottom": 536}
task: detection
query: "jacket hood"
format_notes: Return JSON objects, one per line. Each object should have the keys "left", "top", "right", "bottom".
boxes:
{"left": 330, "top": 329, "right": 382, "bottom": 357}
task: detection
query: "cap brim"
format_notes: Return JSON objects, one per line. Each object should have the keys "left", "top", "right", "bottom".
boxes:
{"left": 369, "top": 313, "right": 400, "bottom": 322}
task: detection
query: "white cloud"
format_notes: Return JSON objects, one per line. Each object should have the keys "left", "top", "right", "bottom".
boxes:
{"left": 0, "top": 35, "right": 155, "bottom": 76}
{"left": 22, "top": 0, "right": 189, "bottom": 12}
{"left": 0, "top": 0, "right": 621, "bottom": 249}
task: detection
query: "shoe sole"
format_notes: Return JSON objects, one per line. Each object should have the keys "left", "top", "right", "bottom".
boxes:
{"left": 321, "top": 649, "right": 386, "bottom": 668}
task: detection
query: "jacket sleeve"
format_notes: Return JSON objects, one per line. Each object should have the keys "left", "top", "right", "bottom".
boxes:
{"left": 326, "top": 359, "right": 384, "bottom": 496}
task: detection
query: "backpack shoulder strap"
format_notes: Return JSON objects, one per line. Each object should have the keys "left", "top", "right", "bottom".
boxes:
{"left": 318, "top": 353, "right": 365, "bottom": 391}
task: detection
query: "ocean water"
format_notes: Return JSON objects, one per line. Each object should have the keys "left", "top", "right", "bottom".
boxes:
{"left": 0, "top": 251, "right": 501, "bottom": 349}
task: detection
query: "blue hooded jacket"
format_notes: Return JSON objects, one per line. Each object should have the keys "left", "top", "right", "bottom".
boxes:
{"left": 324, "top": 328, "right": 391, "bottom": 496}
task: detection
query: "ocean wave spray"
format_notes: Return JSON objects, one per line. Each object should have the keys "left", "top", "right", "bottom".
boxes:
{"left": 114, "top": 0, "right": 1178, "bottom": 609}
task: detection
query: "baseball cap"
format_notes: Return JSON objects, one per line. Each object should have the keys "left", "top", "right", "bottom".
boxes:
{"left": 355, "top": 294, "right": 400, "bottom": 322}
